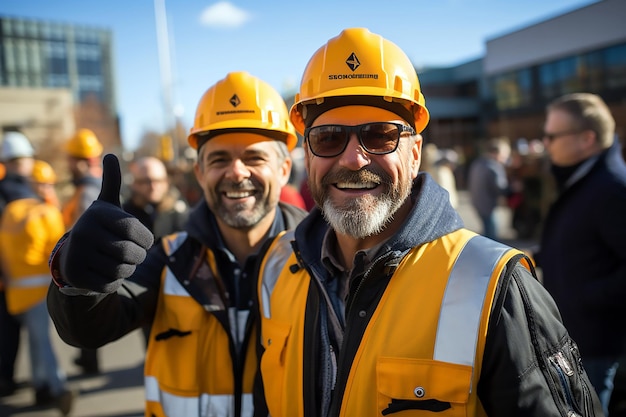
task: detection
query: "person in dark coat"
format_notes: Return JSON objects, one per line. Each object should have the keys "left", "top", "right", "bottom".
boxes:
{"left": 535, "top": 92, "right": 626, "bottom": 416}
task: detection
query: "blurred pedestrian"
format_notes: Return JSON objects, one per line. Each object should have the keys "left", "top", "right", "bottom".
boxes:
{"left": 61, "top": 128, "right": 104, "bottom": 375}
{"left": 535, "top": 92, "right": 626, "bottom": 415}
{"left": 422, "top": 143, "right": 459, "bottom": 208}
{"left": 0, "top": 146, "right": 74, "bottom": 414}
{"left": 123, "top": 156, "right": 189, "bottom": 241}
{"left": 0, "top": 131, "right": 38, "bottom": 397}
{"left": 467, "top": 137, "right": 511, "bottom": 240}
{"left": 32, "top": 159, "right": 61, "bottom": 208}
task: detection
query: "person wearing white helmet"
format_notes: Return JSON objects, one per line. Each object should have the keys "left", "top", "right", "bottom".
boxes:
{"left": 0, "top": 155, "right": 74, "bottom": 415}
{"left": 0, "top": 131, "right": 37, "bottom": 398}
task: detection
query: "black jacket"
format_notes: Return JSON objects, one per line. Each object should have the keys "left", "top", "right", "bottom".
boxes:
{"left": 536, "top": 141, "right": 626, "bottom": 358}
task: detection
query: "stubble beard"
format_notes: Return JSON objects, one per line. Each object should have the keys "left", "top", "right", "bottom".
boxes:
{"left": 211, "top": 180, "right": 272, "bottom": 229}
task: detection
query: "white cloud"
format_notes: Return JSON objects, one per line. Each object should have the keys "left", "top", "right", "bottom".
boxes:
{"left": 200, "top": 2, "right": 252, "bottom": 28}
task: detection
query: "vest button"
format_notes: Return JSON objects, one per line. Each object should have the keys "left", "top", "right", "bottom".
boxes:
{"left": 414, "top": 386, "right": 425, "bottom": 398}
{"left": 358, "top": 310, "right": 366, "bottom": 318}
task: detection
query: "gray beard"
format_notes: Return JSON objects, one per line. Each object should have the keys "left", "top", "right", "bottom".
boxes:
{"left": 321, "top": 192, "right": 403, "bottom": 239}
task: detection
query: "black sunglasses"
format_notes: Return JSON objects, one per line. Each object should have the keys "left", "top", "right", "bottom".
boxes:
{"left": 542, "top": 129, "right": 584, "bottom": 142}
{"left": 304, "top": 122, "right": 416, "bottom": 158}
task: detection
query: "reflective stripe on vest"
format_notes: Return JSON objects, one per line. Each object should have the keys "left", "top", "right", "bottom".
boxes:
{"left": 261, "top": 232, "right": 511, "bottom": 366}
{"left": 7, "top": 274, "right": 50, "bottom": 288}
{"left": 147, "top": 231, "right": 255, "bottom": 417}
{"left": 260, "top": 230, "right": 294, "bottom": 319}
{"left": 162, "top": 232, "right": 191, "bottom": 297}
{"left": 434, "top": 235, "right": 510, "bottom": 366}
{"left": 145, "top": 375, "right": 253, "bottom": 417}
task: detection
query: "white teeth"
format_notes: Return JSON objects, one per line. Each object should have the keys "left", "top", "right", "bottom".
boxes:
{"left": 336, "top": 182, "right": 377, "bottom": 189}
{"left": 225, "top": 191, "right": 254, "bottom": 198}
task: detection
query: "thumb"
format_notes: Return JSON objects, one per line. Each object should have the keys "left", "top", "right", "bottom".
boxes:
{"left": 97, "top": 153, "right": 122, "bottom": 207}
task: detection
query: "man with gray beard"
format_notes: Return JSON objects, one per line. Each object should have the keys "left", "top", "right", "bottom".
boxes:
{"left": 253, "top": 28, "right": 602, "bottom": 417}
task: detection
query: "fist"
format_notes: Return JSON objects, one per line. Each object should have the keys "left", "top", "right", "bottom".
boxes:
{"left": 60, "top": 154, "right": 154, "bottom": 293}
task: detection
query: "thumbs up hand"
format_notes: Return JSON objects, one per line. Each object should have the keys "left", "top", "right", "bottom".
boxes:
{"left": 59, "top": 154, "right": 154, "bottom": 293}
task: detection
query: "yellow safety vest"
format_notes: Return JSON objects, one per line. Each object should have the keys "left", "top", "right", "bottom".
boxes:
{"left": 144, "top": 232, "right": 256, "bottom": 417}
{"left": 258, "top": 228, "right": 525, "bottom": 417}
{"left": 0, "top": 198, "right": 65, "bottom": 314}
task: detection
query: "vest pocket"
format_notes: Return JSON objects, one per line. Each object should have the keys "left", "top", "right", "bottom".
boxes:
{"left": 260, "top": 318, "right": 291, "bottom": 417}
{"left": 377, "top": 357, "right": 471, "bottom": 415}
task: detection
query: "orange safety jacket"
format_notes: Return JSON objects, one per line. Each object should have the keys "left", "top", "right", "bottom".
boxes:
{"left": 257, "top": 228, "right": 526, "bottom": 417}
{"left": 0, "top": 198, "right": 65, "bottom": 314}
{"left": 144, "top": 232, "right": 257, "bottom": 417}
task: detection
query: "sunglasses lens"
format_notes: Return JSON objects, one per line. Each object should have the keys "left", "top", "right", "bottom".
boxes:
{"left": 361, "top": 123, "right": 400, "bottom": 154}
{"left": 306, "top": 122, "right": 406, "bottom": 157}
{"left": 307, "top": 126, "right": 347, "bottom": 157}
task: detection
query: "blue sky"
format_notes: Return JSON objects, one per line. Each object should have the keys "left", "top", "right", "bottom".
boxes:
{"left": 1, "top": 0, "right": 598, "bottom": 150}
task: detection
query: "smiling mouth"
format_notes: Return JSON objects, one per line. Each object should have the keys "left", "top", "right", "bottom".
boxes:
{"left": 335, "top": 181, "right": 378, "bottom": 190}
{"left": 224, "top": 190, "right": 256, "bottom": 199}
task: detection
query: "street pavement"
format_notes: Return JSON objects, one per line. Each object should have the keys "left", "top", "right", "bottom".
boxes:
{"left": 0, "top": 327, "right": 145, "bottom": 417}
{"left": 0, "top": 191, "right": 535, "bottom": 417}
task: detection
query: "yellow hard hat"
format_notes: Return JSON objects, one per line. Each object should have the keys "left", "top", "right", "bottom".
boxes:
{"left": 32, "top": 159, "right": 57, "bottom": 184}
{"left": 290, "top": 27, "right": 430, "bottom": 135}
{"left": 65, "top": 128, "right": 103, "bottom": 159}
{"left": 188, "top": 71, "right": 297, "bottom": 151}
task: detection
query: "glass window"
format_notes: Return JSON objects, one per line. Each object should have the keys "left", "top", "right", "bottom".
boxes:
{"left": 3, "top": 39, "right": 15, "bottom": 72}
{"left": 79, "top": 75, "right": 103, "bottom": 101}
{"left": 556, "top": 57, "right": 580, "bottom": 94}
{"left": 49, "top": 24, "right": 65, "bottom": 41}
{"left": 13, "top": 19, "right": 25, "bottom": 37}
{"left": 2, "top": 19, "right": 13, "bottom": 35}
{"left": 539, "top": 63, "right": 557, "bottom": 99}
{"left": 28, "top": 40, "right": 42, "bottom": 75}
{"left": 605, "top": 43, "right": 626, "bottom": 88}
{"left": 582, "top": 51, "right": 604, "bottom": 92}
{"left": 539, "top": 57, "right": 580, "bottom": 98}
{"left": 40, "top": 22, "right": 51, "bottom": 38}
{"left": 491, "top": 69, "right": 532, "bottom": 110}
{"left": 15, "top": 40, "right": 28, "bottom": 72}
{"left": 26, "top": 21, "right": 38, "bottom": 38}
{"left": 47, "top": 73, "right": 69, "bottom": 87}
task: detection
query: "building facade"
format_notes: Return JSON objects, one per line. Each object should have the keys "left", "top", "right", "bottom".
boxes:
{"left": 484, "top": 0, "right": 626, "bottom": 145}
{"left": 420, "top": 0, "right": 626, "bottom": 159}
{"left": 0, "top": 15, "right": 121, "bottom": 153}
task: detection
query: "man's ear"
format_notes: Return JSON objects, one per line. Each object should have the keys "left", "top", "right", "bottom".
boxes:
{"left": 279, "top": 157, "right": 293, "bottom": 188}
{"left": 411, "top": 134, "right": 423, "bottom": 179}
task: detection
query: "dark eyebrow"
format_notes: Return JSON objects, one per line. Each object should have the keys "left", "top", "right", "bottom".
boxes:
{"left": 205, "top": 147, "right": 273, "bottom": 161}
